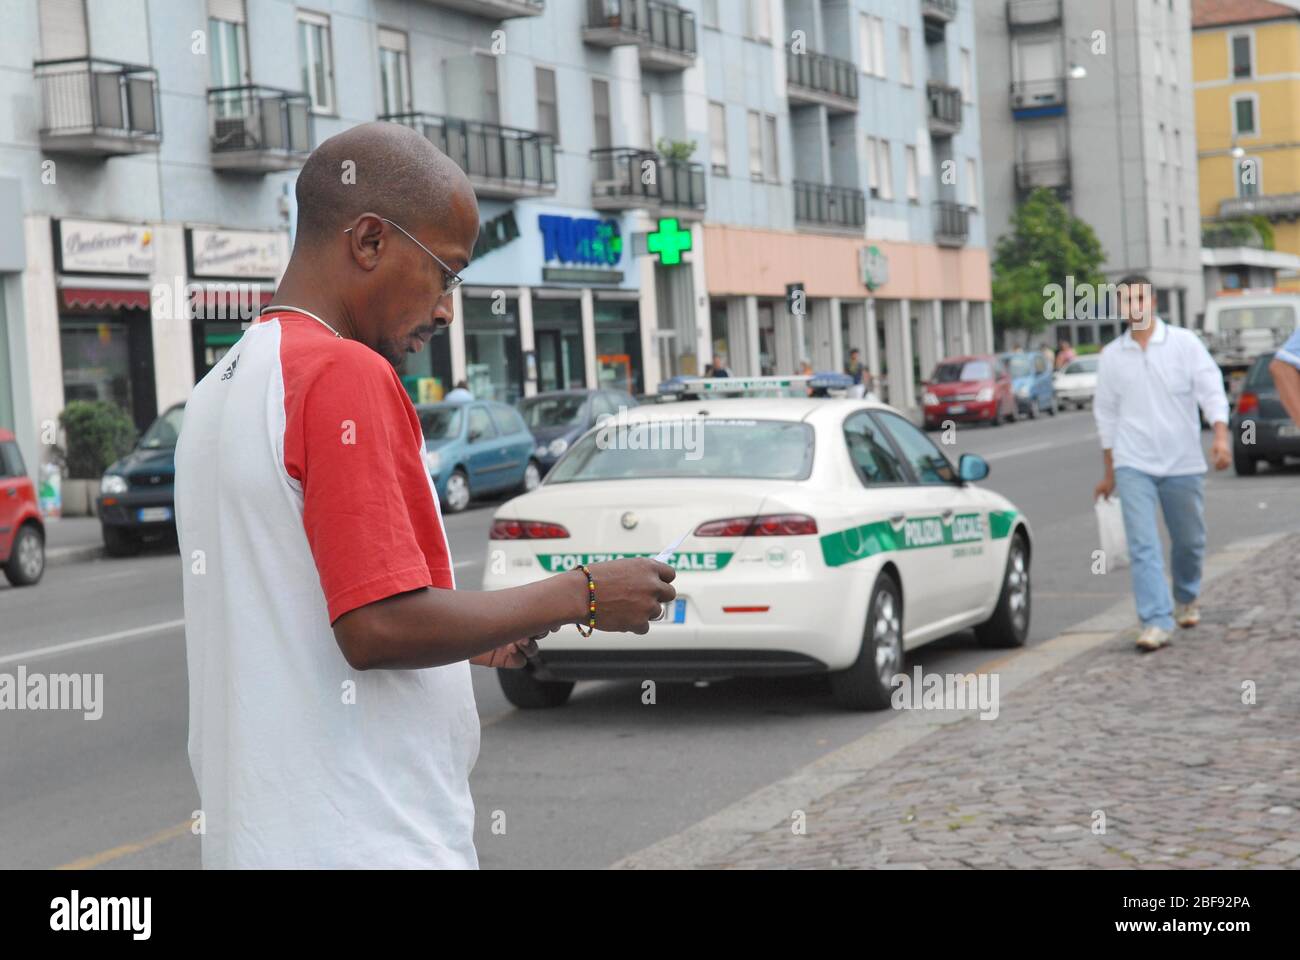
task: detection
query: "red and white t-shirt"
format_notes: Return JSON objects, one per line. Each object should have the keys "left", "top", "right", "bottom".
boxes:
{"left": 175, "top": 310, "right": 479, "bottom": 868}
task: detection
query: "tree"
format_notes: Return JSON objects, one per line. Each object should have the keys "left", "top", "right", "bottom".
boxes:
{"left": 991, "top": 188, "right": 1107, "bottom": 337}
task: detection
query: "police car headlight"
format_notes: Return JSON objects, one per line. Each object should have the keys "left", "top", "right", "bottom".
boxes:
{"left": 976, "top": 387, "right": 995, "bottom": 402}
{"left": 422, "top": 449, "right": 442, "bottom": 474}
{"left": 547, "top": 438, "right": 569, "bottom": 458}
{"left": 922, "top": 392, "right": 940, "bottom": 407}
{"left": 100, "top": 474, "right": 128, "bottom": 496}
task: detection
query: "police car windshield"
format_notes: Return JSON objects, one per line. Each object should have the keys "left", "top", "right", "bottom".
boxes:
{"left": 934, "top": 361, "right": 992, "bottom": 382}
{"left": 547, "top": 419, "right": 815, "bottom": 483}
{"left": 518, "top": 394, "right": 586, "bottom": 428}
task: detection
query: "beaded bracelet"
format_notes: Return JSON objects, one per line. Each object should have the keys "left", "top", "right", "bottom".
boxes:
{"left": 575, "top": 563, "right": 596, "bottom": 637}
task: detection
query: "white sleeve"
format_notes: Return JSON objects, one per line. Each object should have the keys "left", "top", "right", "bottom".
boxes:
{"left": 1190, "top": 335, "right": 1230, "bottom": 426}
{"left": 1093, "top": 350, "right": 1119, "bottom": 450}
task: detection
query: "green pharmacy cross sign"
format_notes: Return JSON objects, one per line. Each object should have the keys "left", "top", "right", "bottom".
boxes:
{"left": 646, "top": 218, "right": 693, "bottom": 266}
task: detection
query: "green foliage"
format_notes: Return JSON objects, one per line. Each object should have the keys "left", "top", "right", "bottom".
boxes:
{"left": 1202, "top": 216, "right": 1274, "bottom": 251}
{"left": 655, "top": 138, "right": 698, "bottom": 163}
{"left": 59, "top": 401, "right": 136, "bottom": 479}
{"left": 1075, "top": 342, "right": 1102, "bottom": 355}
{"left": 991, "top": 189, "right": 1108, "bottom": 335}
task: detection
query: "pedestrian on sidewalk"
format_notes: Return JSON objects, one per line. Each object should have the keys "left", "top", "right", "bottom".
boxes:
{"left": 174, "top": 122, "right": 675, "bottom": 869}
{"left": 1268, "top": 327, "right": 1300, "bottom": 428}
{"left": 1092, "top": 275, "right": 1231, "bottom": 652}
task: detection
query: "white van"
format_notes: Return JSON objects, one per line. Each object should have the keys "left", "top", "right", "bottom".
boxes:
{"left": 1202, "top": 291, "right": 1300, "bottom": 398}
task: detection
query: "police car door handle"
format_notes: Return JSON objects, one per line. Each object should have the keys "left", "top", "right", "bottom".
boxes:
{"left": 889, "top": 513, "right": 905, "bottom": 525}
{"left": 941, "top": 509, "right": 954, "bottom": 520}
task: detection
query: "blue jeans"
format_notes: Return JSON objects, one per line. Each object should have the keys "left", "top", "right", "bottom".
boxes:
{"left": 1113, "top": 467, "right": 1206, "bottom": 632}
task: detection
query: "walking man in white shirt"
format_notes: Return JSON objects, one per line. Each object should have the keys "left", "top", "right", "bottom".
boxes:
{"left": 1092, "top": 275, "right": 1231, "bottom": 652}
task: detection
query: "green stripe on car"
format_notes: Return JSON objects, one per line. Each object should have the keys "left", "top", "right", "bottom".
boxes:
{"left": 820, "top": 511, "right": 1019, "bottom": 568}
{"left": 537, "top": 552, "right": 734, "bottom": 572}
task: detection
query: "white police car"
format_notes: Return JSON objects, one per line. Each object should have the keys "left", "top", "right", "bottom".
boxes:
{"left": 481, "top": 375, "right": 1032, "bottom": 711}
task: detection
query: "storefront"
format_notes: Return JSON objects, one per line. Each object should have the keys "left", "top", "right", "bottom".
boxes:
{"left": 54, "top": 219, "right": 159, "bottom": 432}
{"left": 186, "top": 226, "right": 287, "bottom": 380}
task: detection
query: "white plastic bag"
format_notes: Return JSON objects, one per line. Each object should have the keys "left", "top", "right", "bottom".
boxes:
{"left": 1094, "top": 496, "right": 1129, "bottom": 572}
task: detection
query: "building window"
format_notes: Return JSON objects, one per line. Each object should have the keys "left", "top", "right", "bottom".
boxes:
{"left": 866, "top": 135, "right": 878, "bottom": 197}
{"left": 859, "top": 15, "right": 873, "bottom": 75}
{"left": 702, "top": 0, "right": 719, "bottom": 29}
{"left": 463, "top": 296, "right": 523, "bottom": 405}
{"left": 1230, "top": 32, "right": 1253, "bottom": 79}
{"left": 1157, "top": 123, "right": 1167, "bottom": 165}
{"left": 747, "top": 110, "right": 763, "bottom": 179}
{"left": 1163, "top": 204, "right": 1171, "bottom": 246}
{"left": 536, "top": 66, "right": 558, "bottom": 141}
{"left": 709, "top": 101, "right": 728, "bottom": 175}
{"left": 961, "top": 48, "right": 974, "bottom": 103}
{"left": 872, "top": 17, "right": 886, "bottom": 78}
{"left": 899, "top": 27, "right": 913, "bottom": 86}
{"left": 747, "top": 0, "right": 770, "bottom": 41}
{"left": 297, "top": 10, "right": 335, "bottom": 114}
{"left": 876, "top": 138, "right": 893, "bottom": 200}
{"left": 39, "top": 0, "right": 88, "bottom": 60}
{"left": 764, "top": 114, "right": 779, "bottom": 181}
{"left": 209, "top": 1, "right": 249, "bottom": 91}
{"left": 1153, "top": 41, "right": 1163, "bottom": 84}
{"left": 966, "top": 157, "right": 979, "bottom": 209}
{"left": 642, "top": 92, "right": 654, "bottom": 150}
{"left": 377, "top": 28, "right": 410, "bottom": 116}
{"left": 905, "top": 145, "right": 919, "bottom": 201}
{"left": 1232, "top": 94, "right": 1257, "bottom": 136}
{"left": 475, "top": 52, "right": 499, "bottom": 124}
{"left": 859, "top": 15, "right": 885, "bottom": 78}
{"left": 592, "top": 78, "right": 612, "bottom": 165}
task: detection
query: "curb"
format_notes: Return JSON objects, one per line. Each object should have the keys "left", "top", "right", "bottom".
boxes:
{"left": 46, "top": 545, "right": 104, "bottom": 568}
{"left": 609, "top": 530, "right": 1287, "bottom": 870}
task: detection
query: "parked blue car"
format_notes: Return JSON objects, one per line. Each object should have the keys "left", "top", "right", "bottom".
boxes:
{"left": 999, "top": 351, "right": 1057, "bottom": 418}
{"left": 416, "top": 401, "right": 540, "bottom": 513}
{"left": 516, "top": 388, "right": 639, "bottom": 475}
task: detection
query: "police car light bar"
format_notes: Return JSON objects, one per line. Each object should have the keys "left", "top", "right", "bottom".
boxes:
{"left": 657, "top": 373, "right": 855, "bottom": 396}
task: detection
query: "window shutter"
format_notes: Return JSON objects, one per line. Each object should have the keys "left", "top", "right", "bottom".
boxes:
{"left": 39, "top": 0, "right": 88, "bottom": 60}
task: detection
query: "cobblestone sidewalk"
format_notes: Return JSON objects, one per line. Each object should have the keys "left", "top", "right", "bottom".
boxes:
{"left": 702, "top": 536, "right": 1300, "bottom": 869}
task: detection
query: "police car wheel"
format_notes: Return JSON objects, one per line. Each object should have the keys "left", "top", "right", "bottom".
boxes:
{"left": 830, "top": 571, "right": 902, "bottom": 711}
{"left": 498, "top": 666, "right": 574, "bottom": 709}
{"left": 976, "top": 532, "right": 1030, "bottom": 649}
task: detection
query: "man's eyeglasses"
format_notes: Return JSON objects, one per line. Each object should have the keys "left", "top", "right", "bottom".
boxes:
{"left": 344, "top": 217, "right": 463, "bottom": 302}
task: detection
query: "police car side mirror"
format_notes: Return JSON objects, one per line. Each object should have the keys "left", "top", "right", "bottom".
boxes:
{"left": 958, "top": 454, "right": 989, "bottom": 484}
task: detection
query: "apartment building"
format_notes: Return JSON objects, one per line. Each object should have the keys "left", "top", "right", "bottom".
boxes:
{"left": 0, "top": 0, "right": 993, "bottom": 479}
{"left": 976, "top": 0, "right": 1204, "bottom": 345}
{"left": 1193, "top": 0, "right": 1300, "bottom": 296}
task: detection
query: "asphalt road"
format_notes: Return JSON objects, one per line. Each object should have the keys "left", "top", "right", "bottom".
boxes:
{"left": 1, "top": 406, "right": 1295, "bottom": 869}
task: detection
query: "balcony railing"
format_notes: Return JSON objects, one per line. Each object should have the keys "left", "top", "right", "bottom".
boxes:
{"left": 35, "top": 57, "right": 161, "bottom": 156}
{"left": 381, "top": 113, "right": 556, "bottom": 199}
{"left": 591, "top": 147, "right": 707, "bottom": 217}
{"left": 787, "top": 47, "right": 859, "bottom": 112}
{"left": 417, "top": 0, "right": 544, "bottom": 19}
{"left": 1011, "top": 78, "right": 1066, "bottom": 111}
{"left": 584, "top": 0, "right": 697, "bottom": 69}
{"left": 208, "top": 86, "right": 311, "bottom": 172}
{"left": 922, "top": 0, "right": 958, "bottom": 22}
{"left": 794, "top": 182, "right": 865, "bottom": 230}
{"left": 1220, "top": 193, "right": 1300, "bottom": 220}
{"left": 935, "top": 201, "right": 970, "bottom": 247}
{"left": 1007, "top": 0, "right": 1062, "bottom": 29}
{"left": 927, "top": 82, "right": 963, "bottom": 136}
{"left": 1015, "top": 159, "right": 1070, "bottom": 193}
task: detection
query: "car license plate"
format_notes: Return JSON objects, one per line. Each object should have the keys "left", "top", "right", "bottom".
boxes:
{"left": 948, "top": 404, "right": 966, "bottom": 414}
{"left": 137, "top": 507, "right": 172, "bottom": 523}
{"left": 660, "top": 598, "right": 687, "bottom": 624}
{"left": 1280, "top": 425, "right": 1300, "bottom": 438}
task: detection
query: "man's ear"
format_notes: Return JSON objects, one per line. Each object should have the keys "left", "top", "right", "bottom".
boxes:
{"left": 347, "top": 214, "right": 386, "bottom": 272}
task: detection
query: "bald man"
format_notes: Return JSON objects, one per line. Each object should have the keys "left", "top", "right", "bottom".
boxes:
{"left": 175, "top": 123, "right": 675, "bottom": 868}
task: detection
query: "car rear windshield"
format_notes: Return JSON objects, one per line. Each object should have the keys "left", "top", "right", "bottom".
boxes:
{"left": 139, "top": 406, "right": 185, "bottom": 449}
{"left": 518, "top": 394, "right": 586, "bottom": 428}
{"left": 419, "top": 407, "right": 462, "bottom": 441}
{"left": 934, "top": 361, "right": 992, "bottom": 382}
{"left": 1064, "top": 357, "right": 1098, "bottom": 374}
{"left": 546, "top": 419, "right": 815, "bottom": 483}
{"left": 1246, "top": 353, "right": 1276, "bottom": 388}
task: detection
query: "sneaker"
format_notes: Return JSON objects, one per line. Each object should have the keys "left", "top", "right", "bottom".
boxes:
{"left": 1174, "top": 601, "right": 1200, "bottom": 628}
{"left": 1136, "top": 625, "right": 1172, "bottom": 652}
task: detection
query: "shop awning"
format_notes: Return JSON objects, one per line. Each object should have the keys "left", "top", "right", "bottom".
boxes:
{"left": 61, "top": 287, "right": 151, "bottom": 311}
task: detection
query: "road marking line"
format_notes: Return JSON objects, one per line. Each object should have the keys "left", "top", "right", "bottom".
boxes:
{"left": 977, "top": 434, "right": 1097, "bottom": 462}
{"left": 0, "top": 619, "right": 185, "bottom": 667}
{"left": 56, "top": 819, "right": 193, "bottom": 870}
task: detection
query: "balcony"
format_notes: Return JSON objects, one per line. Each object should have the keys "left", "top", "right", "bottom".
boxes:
{"left": 786, "top": 48, "right": 859, "bottom": 114}
{"left": 1220, "top": 193, "right": 1300, "bottom": 221}
{"left": 922, "top": 0, "right": 958, "bottom": 22}
{"left": 1007, "top": 0, "right": 1062, "bottom": 29}
{"left": 381, "top": 113, "right": 556, "bottom": 199}
{"left": 1015, "top": 158, "right": 1070, "bottom": 194}
{"left": 583, "top": 0, "right": 697, "bottom": 71}
{"left": 1011, "top": 78, "right": 1066, "bottom": 114}
{"left": 34, "top": 57, "right": 160, "bottom": 156}
{"left": 935, "top": 201, "right": 970, "bottom": 248}
{"left": 794, "top": 182, "right": 865, "bottom": 233}
{"left": 417, "top": 0, "right": 544, "bottom": 19}
{"left": 209, "top": 86, "right": 311, "bottom": 173}
{"left": 591, "top": 148, "right": 706, "bottom": 220}
{"left": 927, "top": 83, "right": 963, "bottom": 137}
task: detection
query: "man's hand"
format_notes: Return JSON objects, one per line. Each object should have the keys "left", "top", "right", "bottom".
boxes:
{"left": 1210, "top": 426, "right": 1231, "bottom": 471}
{"left": 583, "top": 558, "right": 677, "bottom": 634}
{"left": 470, "top": 637, "right": 538, "bottom": 669}
{"left": 1094, "top": 472, "right": 1115, "bottom": 500}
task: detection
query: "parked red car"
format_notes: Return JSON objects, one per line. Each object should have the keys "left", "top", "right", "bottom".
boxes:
{"left": 922, "top": 355, "right": 1018, "bottom": 431}
{"left": 0, "top": 429, "right": 45, "bottom": 586}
